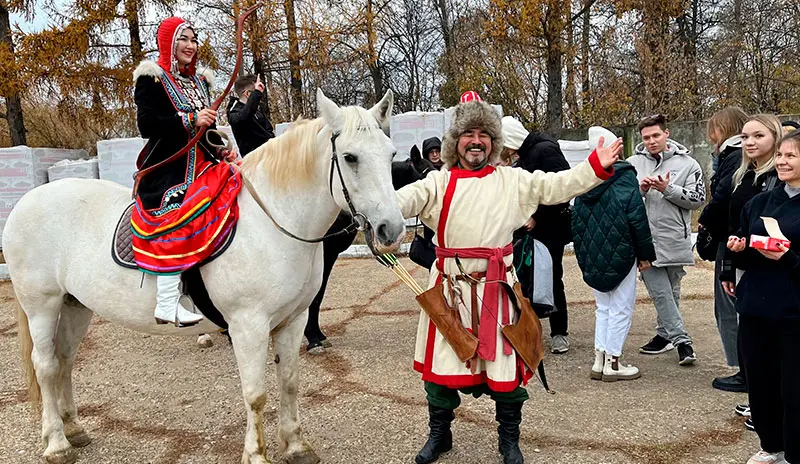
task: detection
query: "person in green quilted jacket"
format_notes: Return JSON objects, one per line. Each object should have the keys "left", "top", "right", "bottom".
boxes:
{"left": 572, "top": 158, "right": 657, "bottom": 382}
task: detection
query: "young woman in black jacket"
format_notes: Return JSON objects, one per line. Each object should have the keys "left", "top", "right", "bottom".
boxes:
{"left": 727, "top": 129, "right": 800, "bottom": 464}
{"left": 698, "top": 107, "right": 748, "bottom": 392}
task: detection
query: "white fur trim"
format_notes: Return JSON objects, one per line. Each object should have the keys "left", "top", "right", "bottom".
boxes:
{"left": 133, "top": 60, "right": 162, "bottom": 82}
{"left": 198, "top": 68, "right": 215, "bottom": 88}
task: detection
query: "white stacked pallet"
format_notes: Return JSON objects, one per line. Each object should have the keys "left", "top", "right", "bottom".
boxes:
{"left": 47, "top": 158, "right": 100, "bottom": 182}
{"left": 389, "top": 112, "right": 445, "bottom": 160}
{"left": 97, "top": 138, "right": 147, "bottom": 189}
{"left": 0, "top": 146, "right": 88, "bottom": 247}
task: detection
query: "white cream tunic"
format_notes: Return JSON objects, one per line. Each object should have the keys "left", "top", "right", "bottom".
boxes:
{"left": 396, "top": 155, "right": 609, "bottom": 391}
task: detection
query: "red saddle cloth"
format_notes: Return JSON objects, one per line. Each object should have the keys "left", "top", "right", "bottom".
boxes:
{"left": 131, "top": 162, "right": 242, "bottom": 275}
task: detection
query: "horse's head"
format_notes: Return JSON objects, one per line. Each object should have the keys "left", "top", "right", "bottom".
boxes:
{"left": 317, "top": 89, "right": 405, "bottom": 254}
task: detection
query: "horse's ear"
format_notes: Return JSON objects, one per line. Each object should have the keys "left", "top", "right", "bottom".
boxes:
{"left": 317, "top": 88, "right": 343, "bottom": 132}
{"left": 370, "top": 89, "right": 393, "bottom": 135}
{"left": 410, "top": 145, "right": 422, "bottom": 164}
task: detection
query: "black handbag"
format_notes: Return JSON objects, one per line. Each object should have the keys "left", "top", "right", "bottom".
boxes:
{"left": 409, "top": 220, "right": 436, "bottom": 269}
{"left": 694, "top": 226, "right": 718, "bottom": 262}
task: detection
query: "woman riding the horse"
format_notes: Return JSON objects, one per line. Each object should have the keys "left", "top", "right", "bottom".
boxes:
{"left": 132, "top": 17, "right": 242, "bottom": 327}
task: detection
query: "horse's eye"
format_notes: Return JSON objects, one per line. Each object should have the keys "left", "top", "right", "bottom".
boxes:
{"left": 343, "top": 153, "right": 358, "bottom": 163}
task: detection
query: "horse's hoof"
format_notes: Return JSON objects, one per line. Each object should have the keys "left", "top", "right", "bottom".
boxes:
{"left": 197, "top": 334, "right": 214, "bottom": 348}
{"left": 282, "top": 449, "right": 320, "bottom": 464}
{"left": 43, "top": 448, "right": 78, "bottom": 464}
{"left": 241, "top": 452, "right": 272, "bottom": 464}
{"left": 306, "top": 341, "right": 325, "bottom": 355}
{"left": 66, "top": 431, "right": 91, "bottom": 448}
{"left": 320, "top": 338, "right": 332, "bottom": 348}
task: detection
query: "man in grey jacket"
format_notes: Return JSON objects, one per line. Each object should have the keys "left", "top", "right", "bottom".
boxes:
{"left": 628, "top": 114, "right": 705, "bottom": 366}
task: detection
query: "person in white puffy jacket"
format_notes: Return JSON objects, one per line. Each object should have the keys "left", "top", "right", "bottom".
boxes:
{"left": 627, "top": 114, "right": 705, "bottom": 366}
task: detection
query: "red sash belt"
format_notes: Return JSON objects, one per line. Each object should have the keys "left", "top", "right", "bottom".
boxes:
{"left": 435, "top": 243, "right": 513, "bottom": 361}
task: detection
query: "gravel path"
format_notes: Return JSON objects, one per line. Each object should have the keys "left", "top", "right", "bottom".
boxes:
{"left": 0, "top": 255, "right": 757, "bottom": 463}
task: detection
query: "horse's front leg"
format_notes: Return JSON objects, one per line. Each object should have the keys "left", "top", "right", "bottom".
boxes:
{"left": 273, "top": 311, "right": 319, "bottom": 464}
{"left": 230, "top": 312, "right": 273, "bottom": 464}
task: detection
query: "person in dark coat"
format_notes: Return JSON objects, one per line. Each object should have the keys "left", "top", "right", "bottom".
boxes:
{"left": 726, "top": 130, "right": 800, "bottom": 464}
{"left": 698, "top": 107, "right": 748, "bottom": 392}
{"left": 226, "top": 74, "right": 275, "bottom": 157}
{"left": 502, "top": 116, "right": 573, "bottom": 354}
{"left": 422, "top": 136, "right": 443, "bottom": 170}
{"left": 572, "top": 159, "right": 656, "bottom": 381}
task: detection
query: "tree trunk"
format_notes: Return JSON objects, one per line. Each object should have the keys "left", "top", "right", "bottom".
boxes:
{"left": 246, "top": 6, "right": 271, "bottom": 121}
{"left": 365, "top": 0, "right": 382, "bottom": 105}
{"left": 564, "top": 1, "right": 577, "bottom": 126}
{"left": 284, "top": 0, "right": 304, "bottom": 117}
{"left": 580, "top": 0, "right": 590, "bottom": 101}
{"left": 124, "top": 0, "right": 144, "bottom": 64}
{"left": 0, "top": 2, "right": 26, "bottom": 146}
{"left": 544, "top": 0, "right": 565, "bottom": 136}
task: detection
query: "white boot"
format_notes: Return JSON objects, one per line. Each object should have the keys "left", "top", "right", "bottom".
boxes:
{"left": 602, "top": 353, "right": 641, "bottom": 382}
{"left": 154, "top": 274, "right": 204, "bottom": 327}
{"left": 591, "top": 349, "right": 605, "bottom": 380}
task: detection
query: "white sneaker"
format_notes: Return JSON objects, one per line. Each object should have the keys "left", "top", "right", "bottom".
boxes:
{"left": 154, "top": 274, "right": 204, "bottom": 327}
{"left": 602, "top": 353, "right": 641, "bottom": 382}
{"left": 591, "top": 349, "right": 605, "bottom": 380}
{"left": 551, "top": 335, "right": 570, "bottom": 354}
{"left": 747, "top": 450, "right": 785, "bottom": 464}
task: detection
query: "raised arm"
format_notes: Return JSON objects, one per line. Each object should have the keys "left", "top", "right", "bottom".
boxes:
{"left": 518, "top": 138, "right": 620, "bottom": 211}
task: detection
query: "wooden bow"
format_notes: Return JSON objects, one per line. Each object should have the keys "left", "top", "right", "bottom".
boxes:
{"left": 132, "top": 3, "right": 265, "bottom": 198}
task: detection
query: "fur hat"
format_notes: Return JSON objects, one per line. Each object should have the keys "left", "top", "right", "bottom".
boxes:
{"left": 441, "top": 91, "right": 503, "bottom": 169}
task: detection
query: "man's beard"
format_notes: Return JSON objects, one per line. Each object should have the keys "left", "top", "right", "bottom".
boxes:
{"left": 461, "top": 143, "right": 487, "bottom": 169}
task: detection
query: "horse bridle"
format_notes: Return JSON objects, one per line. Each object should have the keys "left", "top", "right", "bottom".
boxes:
{"left": 236, "top": 131, "right": 377, "bottom": 251}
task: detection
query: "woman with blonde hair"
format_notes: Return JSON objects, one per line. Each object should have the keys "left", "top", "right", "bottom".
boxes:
{"left": 698, "top": 106, "right": 749, "bottom": 393}
{"left": 721, "top": 113, "right": 782, "bottom": 293}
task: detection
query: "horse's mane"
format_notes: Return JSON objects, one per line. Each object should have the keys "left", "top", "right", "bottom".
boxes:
{"left": 240, "top": 106, "right": 382, "bottom": 191}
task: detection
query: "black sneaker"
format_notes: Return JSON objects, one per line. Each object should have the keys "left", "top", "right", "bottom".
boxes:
{"left": 735, "top": 403, "right": 751, "bottom": 417}
{"left": 677, "top": 343, "right": 696, "bottom": 366}
{"left": 639, "top": 335, "right": 675, "bottom": 355}
{"left": 745, "top": 417, "right": 755, "bottom": 431}
{"left": 712, "top": 371, "right": 747, "bottom": 392}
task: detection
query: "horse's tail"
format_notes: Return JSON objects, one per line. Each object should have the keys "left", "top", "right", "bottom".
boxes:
{"left": 17, "top": 304, "right": 41, "bottom": 408}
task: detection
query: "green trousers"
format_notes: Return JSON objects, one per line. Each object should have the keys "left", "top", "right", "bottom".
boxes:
{"left": 425, "top": 381, "right": 529, "bottom": 410}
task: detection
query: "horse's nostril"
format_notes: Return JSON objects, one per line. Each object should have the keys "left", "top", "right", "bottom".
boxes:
{"left": 377, "top": 223, "right": 388, "bottom": 241}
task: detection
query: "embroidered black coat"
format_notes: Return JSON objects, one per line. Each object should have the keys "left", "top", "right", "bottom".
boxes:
{"left": 134, "top": 69, "right": 224, "bottom": 211}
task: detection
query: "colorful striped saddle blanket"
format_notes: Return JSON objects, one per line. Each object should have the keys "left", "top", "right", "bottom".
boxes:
{"left": 112, "top": 202, "right": 236, "bottom": 270}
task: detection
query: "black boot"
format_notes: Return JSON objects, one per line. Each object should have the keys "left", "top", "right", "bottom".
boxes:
{"left": 415, "top": 404, "right": 454, "bottom": 464}
{"left": 496, "top": 401, "right": 524, "bottom": 464}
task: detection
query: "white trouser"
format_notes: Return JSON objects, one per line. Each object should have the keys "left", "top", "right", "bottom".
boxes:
{"left": 594, "top": 263, "right": 638, "bottom": 357}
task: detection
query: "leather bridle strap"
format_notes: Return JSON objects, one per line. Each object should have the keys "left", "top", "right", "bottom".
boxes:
{"left": 132, "top": 3, "right": 264, "bottom": 198}
{"left": 231, "top": 131, "right": 372, "bottom": 245}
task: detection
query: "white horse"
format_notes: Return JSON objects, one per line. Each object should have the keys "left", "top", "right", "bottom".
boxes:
{"left": 3, "top": 89, "right": 405, "bottom": 464}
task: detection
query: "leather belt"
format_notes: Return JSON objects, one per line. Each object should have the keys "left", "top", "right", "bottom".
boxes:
{"left": 442, "top": 265, "right": 513, "bottom": 339}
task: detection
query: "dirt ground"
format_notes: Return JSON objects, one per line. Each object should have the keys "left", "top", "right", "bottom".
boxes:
{"left": 0, "top": 255, "right": 757, "bottom": 464}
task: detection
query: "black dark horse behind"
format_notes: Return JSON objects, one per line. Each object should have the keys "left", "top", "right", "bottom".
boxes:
{"left": 304, "top": 151, "right": 435, "bottom": 352}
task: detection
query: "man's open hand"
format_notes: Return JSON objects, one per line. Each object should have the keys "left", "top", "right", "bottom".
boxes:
{"left": 595, "top": 137, "right": 623, "bottom": 169}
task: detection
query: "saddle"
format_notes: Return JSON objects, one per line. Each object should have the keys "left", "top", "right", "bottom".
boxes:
{"left": 112, "top": 203, "right": 236, "bottom": 329}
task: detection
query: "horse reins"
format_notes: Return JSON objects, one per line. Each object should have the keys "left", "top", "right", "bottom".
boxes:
{"left": 132, "top": 3, "right": 264, "bottom": 198}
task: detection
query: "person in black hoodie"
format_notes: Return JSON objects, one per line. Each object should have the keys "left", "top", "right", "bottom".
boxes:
{"left": 502, "top": 116, "right": 573, "bottom": 354}
{"left": 226, "top": 74, "right": 275, "bottom": 156}
{"left": 726, "top": 129, "right": 800, "bottom": 464}
{"left": 422, "top": 136, "right": 444, "bottom": 170}
{"left": 698, "top": 107, "right": 748, "bottom": 392}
